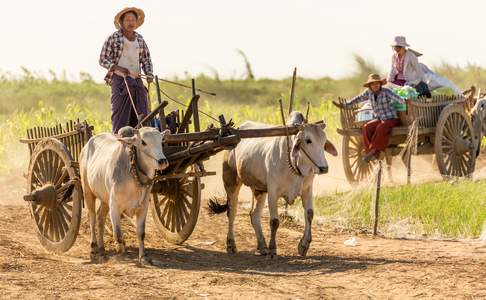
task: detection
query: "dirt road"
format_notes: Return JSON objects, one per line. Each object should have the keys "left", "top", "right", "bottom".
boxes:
{"left": 1, "top": 173, "right": 485, "bottom": 299}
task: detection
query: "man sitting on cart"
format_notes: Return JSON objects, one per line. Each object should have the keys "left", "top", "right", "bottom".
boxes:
{"left": 99, "top": 7, "right": 153, "bottom": 133}
{"left": 335, "top": 74, "right": 404, "bottom": 162}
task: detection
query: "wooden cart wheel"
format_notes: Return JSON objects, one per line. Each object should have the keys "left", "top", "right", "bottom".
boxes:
{"left": 27, "top": 138, "right": 82, "bottom": 253}
{"left": 342, "top": 135, "right": 376, "bottom": 184}
{"left": 435, "top": 104, "right": 476, "bottom": 178}
{"left": 151, "top": 166, "right": 201, "bottom": 244}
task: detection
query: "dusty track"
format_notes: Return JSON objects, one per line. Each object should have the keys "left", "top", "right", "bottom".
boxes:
{"left": 0, "top": 155, "right": 485, "bottom": 299}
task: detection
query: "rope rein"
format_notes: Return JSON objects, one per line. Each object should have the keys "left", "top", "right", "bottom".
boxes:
{"left": 128, "top": 145, "right": 154, "bottom": 187}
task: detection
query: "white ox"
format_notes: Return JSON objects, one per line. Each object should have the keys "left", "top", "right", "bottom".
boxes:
{"left": 79, "top": 127, "right": 169, "bottom": 265}
{"left": 209, "top": 112, "right": 337, "bottom": 257}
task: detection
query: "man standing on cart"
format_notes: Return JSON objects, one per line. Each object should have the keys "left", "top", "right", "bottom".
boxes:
{"left": 334, "top": 74, "right": 404, "bottom": 162}
{"left": 99, "top": 7, "right": 153, "bottom": 133}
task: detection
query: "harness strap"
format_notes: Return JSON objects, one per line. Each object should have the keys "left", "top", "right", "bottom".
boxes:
{"left": 123, "top": 76, "right": 142, "bottom": 128}
{"left": 128, "top": 145, "right": 153, "bottom": 187}
{"left": 284, "top": 126, "right": 303, "bottom": 177}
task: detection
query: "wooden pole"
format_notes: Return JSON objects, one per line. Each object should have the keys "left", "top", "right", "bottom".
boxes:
{"left": 279, "top": 99, "right": 287, "bottom": 126}
{"left": 407, "top": 149, "right": 412, "bottom": 185}
{"left": 373, "top": 160, "right": 382, "bottom": 236}
{"left": 305, "top": 102, "right": 310, "bottom": 123}
{"left": 191, "top": 79, "right": 200, "bottom": 132}
{"left": 288, "top": 67, "right": 297, "bottom": 114}
{"left": 154, "top": 75, "right": 167, "bottom": 130}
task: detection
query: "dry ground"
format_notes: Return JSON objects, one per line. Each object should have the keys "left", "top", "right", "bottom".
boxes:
{"left": 0, "top": 155, "right": 485, "bottom": 299}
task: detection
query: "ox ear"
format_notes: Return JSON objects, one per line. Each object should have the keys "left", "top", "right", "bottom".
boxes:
{"left": 317, "top": 121, "right": 326, "bottom": 130}
{"left": 324, "top": 140, "right": 338, "bottom": 157}
{"left": 161, "top": 129, "right": 171, "bottom": 137}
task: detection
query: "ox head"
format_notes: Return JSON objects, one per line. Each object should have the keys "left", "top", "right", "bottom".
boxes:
{"left": 472, "top": 98, "right": 486, "bottom": 156}
{"left": 289, "top": 112, "right": 337, "bottom": 176}
{"left": 117, "top": 126, "right": 170, "bottom": 173}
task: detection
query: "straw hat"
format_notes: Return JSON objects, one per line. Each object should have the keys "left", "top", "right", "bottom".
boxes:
{"left": 391, "top": 36, "right": 410, "bottom": 48}
{"left": 363, "top": 73, "right": 386, "bottom": 88}
{"left": 114, "top": 7, "right": 145, "bottom": 30}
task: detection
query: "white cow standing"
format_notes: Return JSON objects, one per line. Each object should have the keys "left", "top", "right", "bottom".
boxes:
{"left": 209, "top": 112, "right": 337, "bottom": 257}
{"left": 79, "top": 126, "right": 169, "bottom": 265}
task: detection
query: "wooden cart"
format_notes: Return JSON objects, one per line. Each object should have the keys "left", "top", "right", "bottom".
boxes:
{"left": 20, "top": 79, "right": 304, "bottom": 253}
{"left": 336, "top": 90, "right": 479, "bottom": 184}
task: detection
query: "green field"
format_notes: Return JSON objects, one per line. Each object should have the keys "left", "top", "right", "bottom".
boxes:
{"left": 1, "top": 58, "right": 485, "bottom": 238}
{"left": 306, "top": 180, "right": 486, "bottom": 238}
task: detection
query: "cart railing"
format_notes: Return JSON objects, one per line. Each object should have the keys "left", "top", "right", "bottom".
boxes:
{"left": 19, "top": 120, "right": 93, "bottom": 163}
{"left": 407, "top": 95, "right": 465, "bottom": 128}
{"left": 337, "top": 94, "right": 467, "bottom": 130}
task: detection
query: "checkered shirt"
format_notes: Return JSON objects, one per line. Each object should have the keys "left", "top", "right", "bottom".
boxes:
{"left": 99, "top": 30, "right": 153, "bottom": 76}
{"left": 344, "top": 88, "right": 403, "bottom": 120}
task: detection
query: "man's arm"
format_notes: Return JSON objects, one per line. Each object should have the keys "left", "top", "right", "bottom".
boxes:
{"left": 344, "top": 90, "right": 369, "bottom": 108}
{"left": 385, "top": 89, "right": 404, "bottom": 104}
{"left": 140, "top": 39, "right": 153, "bottom": 77}
{"left": 99, "top": 35, "right": 114, "bottom": 70}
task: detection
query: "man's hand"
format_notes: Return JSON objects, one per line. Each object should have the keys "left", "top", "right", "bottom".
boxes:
{"left": 146, "top": 75, "right": 153, "bottom": 84}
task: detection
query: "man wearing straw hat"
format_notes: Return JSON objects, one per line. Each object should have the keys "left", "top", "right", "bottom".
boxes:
{"left": 99, "top": 7, "right": 153, "bottom": 133}
{"left": 334, "top": 74, "right": 404, "bottom": 162}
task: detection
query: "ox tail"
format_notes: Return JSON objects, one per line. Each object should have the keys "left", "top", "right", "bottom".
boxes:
{"left": 208, "top": 196, "right": 228, "bottom": 215}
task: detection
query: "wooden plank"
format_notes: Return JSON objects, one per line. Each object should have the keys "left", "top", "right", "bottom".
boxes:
{"left": 166, "top": 135, "right": 240, "bottom": 162}
{"left": 337, "top": 126, "right": 436, "bottom": 137}
{"left": 140, "top": 101, "right": 168, "bottom": 127}
{"left": 288, "top": 67, "right": 297, "bottom": 113}
{"left": 191, "top": 79, "right": 200, "bottom": 132}
{"left": 20, "top": 127, "right": 81, "bottom": 144}
{"left": 177, "top": 95, "right": 200, "bottom": 134}
{"left": 27, "top": 129, "right": 33, "bottom": 155}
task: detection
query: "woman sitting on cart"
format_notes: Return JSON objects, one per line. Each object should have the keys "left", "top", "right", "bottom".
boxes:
{"left": 388, "top": 36, "right": 431, "bottom": 98}
{"left": 335, "top": 74, "right": 404, "bottom": 162}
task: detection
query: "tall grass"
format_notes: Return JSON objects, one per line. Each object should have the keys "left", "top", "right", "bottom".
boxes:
{"left": 311, "top": 180, "right": 486, "bottom": 238}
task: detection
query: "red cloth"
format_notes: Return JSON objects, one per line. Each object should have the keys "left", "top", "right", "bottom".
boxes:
{"left": 361, "top": 118, "right": 401, "bottom": 153}
{"left": 395, "top": 54, "right": 405, "bottom": 80}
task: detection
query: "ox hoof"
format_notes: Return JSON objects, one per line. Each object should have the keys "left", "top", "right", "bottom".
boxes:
{"left": 256, "top": 247, "right": 268, "bottom": 256}
{"left": 226, "top": 245, "right": 238, "bottom": 254}
{"left": 138, "top": 256, "right": 153, "bottom": 267}
{"left": 268, "top": 248, "right": 277, "bottom": 259}
{"left": 89, "top": 251, "right": 98, "bottom": 263}
{"left": 226, "top": 238, "right": 237, "bottom": 254}
{"left": 116, "top": 242, "right": 126, "bottom": 255}
{"left": 298, "top": 239, "right": 310, "bottom": 257}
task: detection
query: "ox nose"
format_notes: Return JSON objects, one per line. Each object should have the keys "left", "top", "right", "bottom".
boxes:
{"left": 158, "top": 158, "right": 169, "bottom": 166}
{"left": 318, "top": 166, "right": 328, "bottom": 174}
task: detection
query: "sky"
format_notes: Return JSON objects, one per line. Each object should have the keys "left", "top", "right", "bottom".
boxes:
{"left": 2, "top": 0, "right": 486, "bottom": 81}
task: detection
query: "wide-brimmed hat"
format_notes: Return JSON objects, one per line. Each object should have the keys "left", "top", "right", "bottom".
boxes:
{"left": 363, "top": 73, "right": 386, "bottom": 87}
{"left": 391, "top": 36, "right": 410, "bottom": 48}
{"left": 114, "top": 7, "right": 145, "bottom": 30}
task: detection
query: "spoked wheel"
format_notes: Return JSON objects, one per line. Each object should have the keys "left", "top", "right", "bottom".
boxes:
{"left": 26, "top": 138, "right": 82, "bottom": 253}
{"left": 435, "top": 104, "right": 476, "bottom": 178}
{"left": 342, "top": 135, "right": 376, "bottom": 184}
{"left": 151, "top": 166, "right": 201, "bottom": 244}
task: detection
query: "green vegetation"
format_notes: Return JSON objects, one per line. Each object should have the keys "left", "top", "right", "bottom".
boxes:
{"left": 310, "top": 180, "right": 486, "bottom": 238}
{"left": 1, "top": 58, "right": 486, "bottom": 238}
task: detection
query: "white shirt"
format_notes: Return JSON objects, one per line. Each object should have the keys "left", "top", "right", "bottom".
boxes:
{"left": 116, "top": 37, "right": 141, "bottom": 78}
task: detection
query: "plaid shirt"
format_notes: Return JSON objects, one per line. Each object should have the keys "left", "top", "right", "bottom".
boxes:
{"left": 344, "top": 88, "right": 403, "bottom": 120}
{"left": 99, "top": 30, "right": 153, "bottom": 76}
